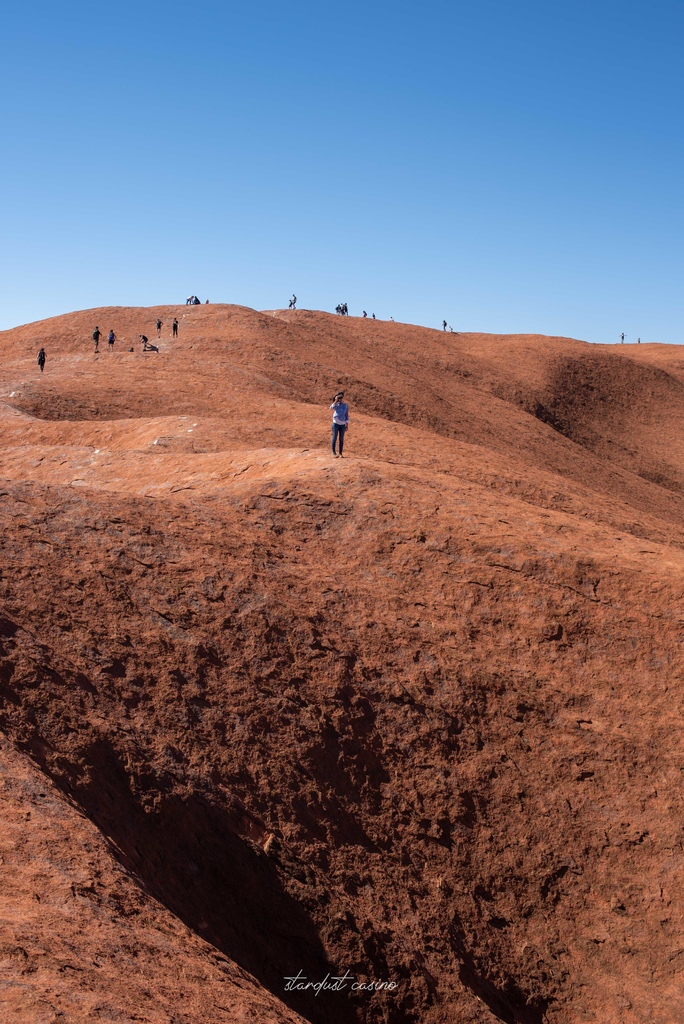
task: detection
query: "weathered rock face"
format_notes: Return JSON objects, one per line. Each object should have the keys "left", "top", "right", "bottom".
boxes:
{"left": 0, "top": 304, "right": 682, "bottom": 1024}
{"left": 0, "top": 732, "right": 309, "bottom": 1024}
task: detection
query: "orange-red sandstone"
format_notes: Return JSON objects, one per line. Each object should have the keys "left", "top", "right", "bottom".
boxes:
{"left": 0, "top": 305, "right": 682, "bottom": 1024}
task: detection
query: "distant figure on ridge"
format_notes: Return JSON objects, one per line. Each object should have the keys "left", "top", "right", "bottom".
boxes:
{"left": 637, "top": 337, "right": 641, "bottom": 344}
{"left": 172, "top": 318, "right": 179, "bottom": 337}
{"left": 442, "top": 320, "right": 447, "bottom": 331}
{"left": 186, "top": 296, "right": 194, "bottom": 305}
{"left": 108, "top": 330, "right": 116, "bottom": 351}
{"left": 362, "top": 310, "right": 367, "bottom": 318}
{"left": 156, "top": 319, "right": 163, "bottom": 337}
{"left": 330, "top": 391, "right": 349, "bottom": 458}
{"left": 37, "top": 348, "right": 46, "bottom": 373}
{"left": 620, "top": 332, "right": 625, "bottom": 343}
{"left": 372, "top": 313, "right": 376, "bottom": 319}
{"left": 193, "top": 296, "right": 201, "bottom": 305}
{"left": 289, "top": 294, "right": 297, "bottom": 309}
{"left": 92, "top": 326, "right": 101, "bottom": 352}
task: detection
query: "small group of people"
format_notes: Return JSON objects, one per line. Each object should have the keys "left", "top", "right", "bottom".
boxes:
{"left": 155, "top": 318, "right": 180, "bottom": 338}
{"left": 186, "top": 295, "right": 203, "bottom": 305}
{"left": 92, "top": 327, "right": 116, "bottom": 352}
{"left": 337, "top": 305, "right": 381, "bottom": 319}
{"left": 91, "top": 318, "right": 178, "bottom": 354}
{"left": 620, "top": 333, "right": 641, "bottom": 344}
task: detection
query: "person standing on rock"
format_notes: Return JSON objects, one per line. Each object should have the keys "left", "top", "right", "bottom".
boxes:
{"left": 107, "top": 329, "right": 116, "bottom": 351}
{"left": 92, "top": 326, "right": 101, "bottom": 352}
{"left": 156, "top": 319, "right": 163, "bottom": 337}
{"left": 442, "top": 320, "right": 447, "bottom": 331}
{"left": 37, "top": 348, "right": 46, "bottom": 373}
{"left": 172, "top": 318, "right": 179, "bottom": 337}
{"left": 330, "top": 391, "right": 349, "bottom": 458}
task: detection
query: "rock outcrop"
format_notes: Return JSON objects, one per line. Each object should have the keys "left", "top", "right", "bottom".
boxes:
{"left": 0, "top": 305, "right": 682, "bottom": 1023}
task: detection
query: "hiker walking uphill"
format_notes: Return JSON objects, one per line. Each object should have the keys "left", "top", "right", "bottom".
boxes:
{"left": 37, "top": 348, "right": 46, "bottom": 373}
{"left": 92, "top": 326, "right": 101, "bottom": 352}
{"left": 330, "top": 391, "right": 349, "bottom": 458}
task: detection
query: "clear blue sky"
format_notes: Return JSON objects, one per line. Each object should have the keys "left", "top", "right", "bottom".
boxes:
{"left": 1, "top": 0, "right": 682, "bottom": 342}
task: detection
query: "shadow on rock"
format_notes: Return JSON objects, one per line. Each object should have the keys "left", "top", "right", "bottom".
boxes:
{"left": 39, "top": 735, "right": 361, "bottom": 1024}
{"left": 458, "top": 952, "right": 548, "bottom": 1024}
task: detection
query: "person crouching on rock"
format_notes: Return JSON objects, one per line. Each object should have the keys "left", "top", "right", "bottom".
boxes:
{"left": 330, "top": 391, "right": 349, "bottom": 458}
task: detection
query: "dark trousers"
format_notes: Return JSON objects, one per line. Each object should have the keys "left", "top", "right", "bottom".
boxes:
{"left": 332, "top": 423, "right": 347, "bottom": 454}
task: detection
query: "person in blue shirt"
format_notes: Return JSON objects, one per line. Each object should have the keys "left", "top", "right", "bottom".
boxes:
{"left": 330, "top": 392, "right": 349, "bottom": 458}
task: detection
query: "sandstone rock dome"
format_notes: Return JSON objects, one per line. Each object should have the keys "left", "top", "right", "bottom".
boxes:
{"left": 0, "top": 304, "right": 682, "bottom": 1023}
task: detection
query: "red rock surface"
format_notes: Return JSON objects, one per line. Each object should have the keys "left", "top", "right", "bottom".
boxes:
{"left": 0, "top": 304, "right": 682, "bottom": 1023}
{"left": 0, "top": 732, "right": 307, "bottom": 1024}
